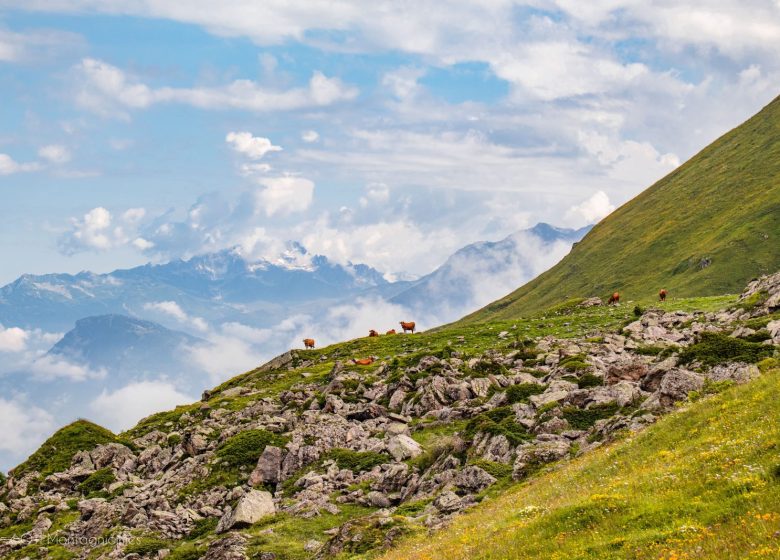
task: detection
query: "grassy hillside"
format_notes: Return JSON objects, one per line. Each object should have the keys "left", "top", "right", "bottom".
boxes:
{"left": 460, "top": 95, "right": 780, "bottom": 323}
{"left": 382, "top": 366, "right": 780, "bottom": 560}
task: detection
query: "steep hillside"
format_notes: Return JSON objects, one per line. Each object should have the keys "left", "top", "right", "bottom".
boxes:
{"left": 461, "top": 95, "right": 780, "bottom": 324}
{"left": 0, "top": 272, "right": 777, "bottom": 559}
{"left": 382, "top": 363, "right": 780, "bottom": 560}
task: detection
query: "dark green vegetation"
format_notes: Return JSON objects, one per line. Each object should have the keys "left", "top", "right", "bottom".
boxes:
{"left": 383, "top": 368, "right": 780, "bottom": 560}
{"left": 678, "top": 331, "right": 775, "bottom": 366}
{"left": 11, "top": 420, "right": 129, "bottom": 479}
{"left": 77, "top": 467, "right": 116, "bottom": 496}
{"left": 327, "top": 449, "right": 388, "bottom": 473}
{"left": 461, "top": 95, "right": 780, "bottom": 323}
{"left": 215, "top": 429, "right": 287, "bottom": 469}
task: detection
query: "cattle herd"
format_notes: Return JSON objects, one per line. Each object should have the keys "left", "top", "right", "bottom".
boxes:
{"left": 302, "top": 290, "right": 670, "bottom": 349}
{"left": 302, "top": 321, "right": 417, "bottom": 350}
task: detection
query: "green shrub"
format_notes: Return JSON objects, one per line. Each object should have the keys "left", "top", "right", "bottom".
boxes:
{"left": 186, "top": 517, "right": 218, "bottom": 540}
{"left": 559, "top": 354, "right": 589, "bottom": 372}
{"left": 215, "top": 429, "right": 287, "bottom": 469}
{"left": 395, "top": 497, "right": 433, "bottom": 516}
{"left": 742, "top": 329, "right": 771, "bottom": 342}
{"left": 78, "top": 467, "right": 116, "bottom": 496}
{"left": 577, "top": 374, "right": 604, "bottom": 389}
{"left": 125, "top": 537, "right": 169, "bottom": 556}
{"left": 470, "top": 360, "right": 509, "bottom": 377}
{"left": 465, "top": 407, "right": 532, "bottom": 446}
{"left": 678, "top": 332, "right": 774, "bottom": 366}
{"left": 0, "top": 471, "right": 6, "bottom": 486}
{"left": 409, "top": 439, "right": 455, "bottom": 472}
{"left": 506, "top": 383, "right": 546, "bottom": 404}
{"left": 636, "top": 345, "right": 666, "bottom": 356}
{"left": 633, "top": 305, "right": 644, "bottom": 317}
{"left": 562, "top": 403, "right": 621, "bottom": 430}
{"left": 326, "top": 449, "right": 388, "bottom": 473}
{"left": 758, "top": 357, "right": 779, "bottom": 373}
{"left": 169, "top": 544, "right": 206, "bottom": 560}
{"left": 167, "top": 433, "right": 182, "bottom": 447}
{"left": 469, "top": 459, "right": 513, "bottom": 479}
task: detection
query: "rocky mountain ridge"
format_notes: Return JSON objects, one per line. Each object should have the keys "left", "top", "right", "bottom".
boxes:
{"left": 1, "top": 272, "right": 778, "bottom": 559}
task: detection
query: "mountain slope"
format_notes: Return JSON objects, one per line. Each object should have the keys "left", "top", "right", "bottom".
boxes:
{"left": 390, "top": 223, "right": 590, "bottom": 319}
{"left": 460, "top": 95, "right": 780, "bottom": 323}
{"left": 1, "top": 271, "right": 777, "bottom": 560}
{"left": 48, "top": 314, "right": 203, "bottom": 375}
{"left": 382, "top": 365, "right": 780, "bottom": 560}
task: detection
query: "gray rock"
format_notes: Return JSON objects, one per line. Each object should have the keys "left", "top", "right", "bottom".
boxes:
{"left": 250, "top": 446, "right": 284, "bottom": 487}
{"left": 387, "top": 435, "right": 423, "bottom": 461}
{"left": 217, "top": 490, "right": 275, "bottom": 532}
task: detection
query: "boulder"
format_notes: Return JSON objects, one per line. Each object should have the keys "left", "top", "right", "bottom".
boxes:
{"left": 387, "top": 435, "right": 423, "bottom": 461}
{"left": 249, "top": 446, "right": 284, "bottom": 487}
{"left": 453, "top": 466, "right": 496, "bottom": 492}
{"left": 217, "top": 490, "right": 275, "bottom": 532}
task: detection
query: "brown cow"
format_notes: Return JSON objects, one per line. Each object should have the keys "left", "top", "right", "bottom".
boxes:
{"left": 607, "top": 292, "right": 620, "bottom": 305}
{"left": 353, "top": 357, "right": 375, "bottom": 366}
{"left": 386, "top": 329, "right": 396, "bottom": 335}
{"left": 303, "top": 338, "right": 315, "bottom": 349}
{"left": 368, "top": 329, "right": 379, "bottom": 337}
{"left": 659, "top": 289, "right": 668, "bottom": 302}
{"left": 399, "top": 321, "right": 416, "bottom": 334}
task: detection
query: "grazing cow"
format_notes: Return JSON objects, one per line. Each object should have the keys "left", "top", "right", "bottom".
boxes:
{"left": 399, "top": 321, "right": 416, "bottom": 334}
{"left": 303, "top": 338, "right": 315, "bottom": 349}
{"left": 386, "top": 329, "right": 396, "bottom": 335}
{"left": 607, "top": 292, "right": 620, "bottom": 305}
{"left": 659, "top": 289, "right": 668, "bottom": 302}
{"left": 353, "top": 357, "right": 375, "bottom": 366}
{"left": 368, "top": 329, "right": 379, "bottom": 337}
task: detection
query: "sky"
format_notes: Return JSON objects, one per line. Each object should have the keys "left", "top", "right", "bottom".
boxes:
{"left": 1, "top": 1, "right": 779, "bottom": 285}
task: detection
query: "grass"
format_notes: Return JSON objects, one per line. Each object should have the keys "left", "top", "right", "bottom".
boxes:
{"left": 380, "top": 367, "right": 780, "bottom": 560}
{"left": 77, "top": 467, "right": 116, "bottom": 496}
{"left": 458, "top": 94, "right": 780, "bottom": 323}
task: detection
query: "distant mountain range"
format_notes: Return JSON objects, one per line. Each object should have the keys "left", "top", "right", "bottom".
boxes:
{"left": 0, "top": 249, "right": 394, "bottom": 333}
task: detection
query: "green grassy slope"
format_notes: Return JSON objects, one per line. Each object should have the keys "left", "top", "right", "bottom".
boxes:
{"left": 460, "top": 95, "right": 780, "bottom": 324}
{"left": 382, "top": 366, "right": 780, "bottom": 560}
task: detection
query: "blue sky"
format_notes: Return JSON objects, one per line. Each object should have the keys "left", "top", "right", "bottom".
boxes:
{"left": 2, "top": 1, "right": 780, "bottom": 284}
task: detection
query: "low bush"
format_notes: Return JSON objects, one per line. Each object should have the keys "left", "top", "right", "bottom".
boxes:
{"left": 215, "top": 429, "right": 288, "bottom": 469}
{"left": 678, "top": 332, "right": 774, "bottom": 366}
{"left": 465, "top": 407, "right": 532, "bottom": 446}
{"left": 469, "top": 459, "right": 513, "bottom": 479}
{"left": 577, "top": 373, "right": 604, "bottom": 389}
{"left": 78, "top": 467, "right": 116, "bottom": 496}
{"left": 326, "top": 449, "right": 388, "bottom": 473}
{"left": 505, "top": 383, "right": 546, "bottom": 404}
{"left": 395, "top": 497, "right": 433, "bottom": 516}
{"left": 562, "top": 402, "right": 620, "bottom": 430}
{"left": 125, "top": 537, "right": 169, "bottom": 556}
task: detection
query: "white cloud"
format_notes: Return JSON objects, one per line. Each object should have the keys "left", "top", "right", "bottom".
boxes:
{"left": 256, "top": 175, "right": 315, "bottom": 216}
{"left": 301, "top": 130, "right": 319, "bottom": 143}
{"left": 89, "top": 381, "right": 194, "bottom": 431}
{"left": 0, "top": 26, "right": 83, "bottom": 63}
{"left": 29, "top": 354, "right": 107, "bottom": 381}
{"left": 565, "top": 191, "right": 616, "bottom": 226}
{"left": 359, "top": 182, "right": 390, "bottom": 208}
{"left": 74, "top": 58, "right": 358, "bottom": 117}
{"left": 225, "top": 131, "right": 282, "bottom": 159}
{"left": 382, "top": 66, "right": 425, "bottom": 99}
{"left": 143, "top": 300, "right": 209, "bottom": 332}
{"left": 0, "top": 326, "right": 29, "bottom": 353}
{"left": 0, "top": 397, "right": 54, "bottom": 456}
{"left": 38, "top": 144, "right": 71, "bottom": 164}
{"left": 0, "top": 153, "right": 40, "bottom": 175}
